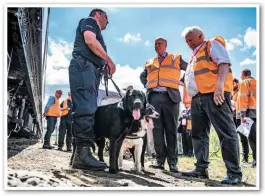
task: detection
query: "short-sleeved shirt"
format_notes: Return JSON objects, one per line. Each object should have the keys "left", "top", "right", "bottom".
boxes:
{"left": 72, "top": 17, "right": 107, "bottom": 66}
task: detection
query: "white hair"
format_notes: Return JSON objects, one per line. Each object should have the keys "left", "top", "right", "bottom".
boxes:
{"left": 181, "top": 26, "right": 204, "bottom": 37}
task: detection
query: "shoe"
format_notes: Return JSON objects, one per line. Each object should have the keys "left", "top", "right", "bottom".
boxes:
{"left": 221, "top": 175, "right": 242, "bottom": 185}
{"left": 182, "top": 168, "right": 209, "bottom": 179}
{"left": 58, "top": 147, "right": 63, "bottom": 151}
{"left": 252, "top": 160, "right": 256, "bottom": 167}
{"left": 72, "top": 144, "right": 107, "bottom": 171}
{"left": 149, "top": 161, "right": 164, "bottom": 170}
{"left": 43, "top": 144, "right": 55, "bottom": 149}
{"left": 66, "top": 148, "right": 72, "bottom": 152}
{"left": 169, "top": 165, "right": 179, "bottom": 173}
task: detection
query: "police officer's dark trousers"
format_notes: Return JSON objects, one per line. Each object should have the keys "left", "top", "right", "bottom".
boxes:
{"left": 68, "top": 56, "right": 106, "bottom": 170}
{"left": 44, "top": 116, "right": 57, "bottom": 145}
{"left": 191, "top": 92, "right": 242, "bottom": 177}
{"left": 233, "top": 117, "right": 249, "bottom": 162}
{"left": 69, "top": 57, "right": 100, "bottom": 144}
{"left": 149, "top": 92, "right": 179, "bottom": 167}
{"left": 58, "top": 115, "right": 72, "bottom": 150}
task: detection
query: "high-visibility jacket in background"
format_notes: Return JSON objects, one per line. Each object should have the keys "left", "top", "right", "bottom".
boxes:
{"left": 46, "top": 96, "right": 60, "bottom": 117}
{"left": 237, "top": 77, "right": 256, "bottom": 119}
{"left": 145, "top": 53, "right": 181, "bottom": 89}
{"left": 60, "top": 98, "right": 72, "bottom": 117}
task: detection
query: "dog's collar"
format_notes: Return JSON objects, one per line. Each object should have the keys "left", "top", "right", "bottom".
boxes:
{"left": 125, "top": 135, "right": 142, "bottom": 139}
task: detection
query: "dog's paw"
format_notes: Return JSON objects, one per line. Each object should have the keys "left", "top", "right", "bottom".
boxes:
{"left": 109, "top": 168, "right": 119, "bottom": 174}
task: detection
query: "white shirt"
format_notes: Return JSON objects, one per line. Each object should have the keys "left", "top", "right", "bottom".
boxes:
{"left": 185, "top": 40, "right": 231, "bottom": 97}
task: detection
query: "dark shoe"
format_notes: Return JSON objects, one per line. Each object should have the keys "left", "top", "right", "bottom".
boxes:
{"left": 149, "top": 162, "right": 164, "bottom": 170}
{"left": 72, "top": 145, "right": 107, "bottom": 171}
{"left": 43, "top": 144, "right": 55, "bottom": 149}
{"left": 66, "top": 148, "right": 72, "bottom": 152}
{"left": 252, "top": 160, "right": 256, "bottom": 167}
{"left": 169, "top": 165, "right": 179, "bottom": 173}
{"left": 221, "top": 176, "right": 242, "bottom": 185}
{"left": 58, "top": 147, "right": 63, "bottom": 151}
{"left": 182, "top": 168, "right": 209, "bottom": 179}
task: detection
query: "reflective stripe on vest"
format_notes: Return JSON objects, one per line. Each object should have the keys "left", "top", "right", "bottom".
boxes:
{"left": 193, "top": 36, "right": 233, "bottom": 94}
{"left": 46, "top": 97, "right": 60, "bottom": 117}
{"left": 146, "top": 53, "right": 181, "bottom": 89}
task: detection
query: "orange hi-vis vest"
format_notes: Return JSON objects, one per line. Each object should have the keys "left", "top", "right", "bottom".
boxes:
{"left": 193, "top": 36, "right": 233, "bottom": 94}
{"left": 60, "top": 98, "right": 71, "bottom": 117}
{"left": 237, "top": 77, "right": 256, "bottom": 118}
{"left": 145, "top": 53, "right": 181, "bottom": 89}
{"left": 46, "top": 96, "right": 60, "bottom": 117}
{"left": 183, "top": 86, "right": 192, "bottom": 106}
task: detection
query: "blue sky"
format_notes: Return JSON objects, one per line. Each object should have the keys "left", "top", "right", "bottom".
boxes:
{"left": 45, "top": 6, "right": 257, "bottom": 101}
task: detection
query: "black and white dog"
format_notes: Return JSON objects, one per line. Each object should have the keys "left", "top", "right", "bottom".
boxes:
{"left": 94, "top": 89, "right": 147, "bottom": 174}
{"left": 118, "top": 103, "right": 159, "bottom": 173}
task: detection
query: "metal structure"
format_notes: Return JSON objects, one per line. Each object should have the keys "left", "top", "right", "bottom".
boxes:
{"left": 7, "top": 7, "right": 50, "bottom": 139}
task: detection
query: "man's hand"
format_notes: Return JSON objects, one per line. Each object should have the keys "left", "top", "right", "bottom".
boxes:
{"left": 107, "top": 61, "right": 116, "bottom": 75}
{"left": 214, "top": 82, "right": 225, "bottom": 105}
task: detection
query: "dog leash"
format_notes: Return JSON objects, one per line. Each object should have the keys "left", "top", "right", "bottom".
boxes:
{"left": 100, "top": 63, "right": 123, "bottom": 98}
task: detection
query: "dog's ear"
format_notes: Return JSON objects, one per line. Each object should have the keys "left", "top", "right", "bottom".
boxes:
{"left": 142, "top": 91, "right": 147, "bottom": 109}
{"left": 117, "top": 101, "right": 124, "bottom": 110}
{"left": 122, "top": 90, "right": 130, "bottom": 110}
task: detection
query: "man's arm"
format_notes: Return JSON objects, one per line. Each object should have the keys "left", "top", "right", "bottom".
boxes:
{"left": 179, "top": 56, "right": 188, "bottom": 83}
{"left": 210, "top": 40, "right": 231, "bottom": 105}
{"left": 80, "top": 18, "right": 114, "bottom": 66}
{"left": 44, "top": 96, "right": 55, "bottom": 114}
{"left": 140, "top": 68, "right": 148, "bottom": 88}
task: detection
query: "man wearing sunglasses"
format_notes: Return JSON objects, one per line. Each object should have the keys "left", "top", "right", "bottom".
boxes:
{"left": 69, "top": 8, "right": 116, "bottom": 171}
{"left": 43, "top": 89, "right": 62, "bottom": 149}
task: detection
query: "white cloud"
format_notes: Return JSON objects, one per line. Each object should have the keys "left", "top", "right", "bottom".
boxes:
{"left": 240, "top": 58, "right": 256, "bottom": 66}
{"left": 99, "top": 64, "right": 145, "bottom": 92}
{"left": 225, "top": 38, "right": 242, "bottom": 51}
{"left": 144, "top": 40, "right": 151, "bottom": 47}
{"left": 244, "top": 27, "right": 257, "bottom": 48}
{"left": 119, "top": 33, "right": 142, "bottom": 43}
{"left": 46, "top": 39, "right": 146, "bottom": 95}
{"left": 45, "top": 38, "right": 73, "bottom": 85}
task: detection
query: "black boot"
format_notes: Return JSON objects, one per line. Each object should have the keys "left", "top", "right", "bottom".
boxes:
{"left": 182, "top": 168, "right": 209, "bottom": 179}
{"left": 72, "top": 144, "right": 107, "bottom": 171}
{"left": 43, "top": 141, "right": 54, "bottom": 149}
{"left": 221, "top": 175, "right": 242, "bottom": 185}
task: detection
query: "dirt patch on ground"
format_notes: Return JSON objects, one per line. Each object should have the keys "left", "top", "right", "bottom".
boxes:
{"left": 7, "top": 139, "right": 256, "bottom": 188}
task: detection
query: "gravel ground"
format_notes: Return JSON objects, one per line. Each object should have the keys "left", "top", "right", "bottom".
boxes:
{"left": 7, "top": 139, "right": 256, "bottom": 189}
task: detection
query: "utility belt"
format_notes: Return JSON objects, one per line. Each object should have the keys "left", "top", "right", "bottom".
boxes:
{"left": 151, "top": 90, "right": 168, "bottom": 96}
{"left": 72, "top": 54, "right": 103, "bottom": 70}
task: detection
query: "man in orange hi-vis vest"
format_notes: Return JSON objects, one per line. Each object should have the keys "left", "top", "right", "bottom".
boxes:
{"left": 181, "top": 26, "right": 242, "bottom": 185}
{"left": 237, "top": 69, "right": 256, "bottom": 167}
{"left": 58, "top": 92, "right": 73, "bottom": 152}
{"left": 43, "top": 90, "right": 62, "bottom": 149}
{"left": 232, "top": 78, "right": 249, "bottom": 163}
{"left": 140, "top": 37, "right": 188, "bottom": 173}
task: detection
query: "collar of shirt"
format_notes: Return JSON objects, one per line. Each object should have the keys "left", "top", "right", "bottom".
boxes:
{"left": 158, "top": 52, "right": 167, "bottom": 58}
{"left": 192, "top": 41, "right": 205, "bottom": 57}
